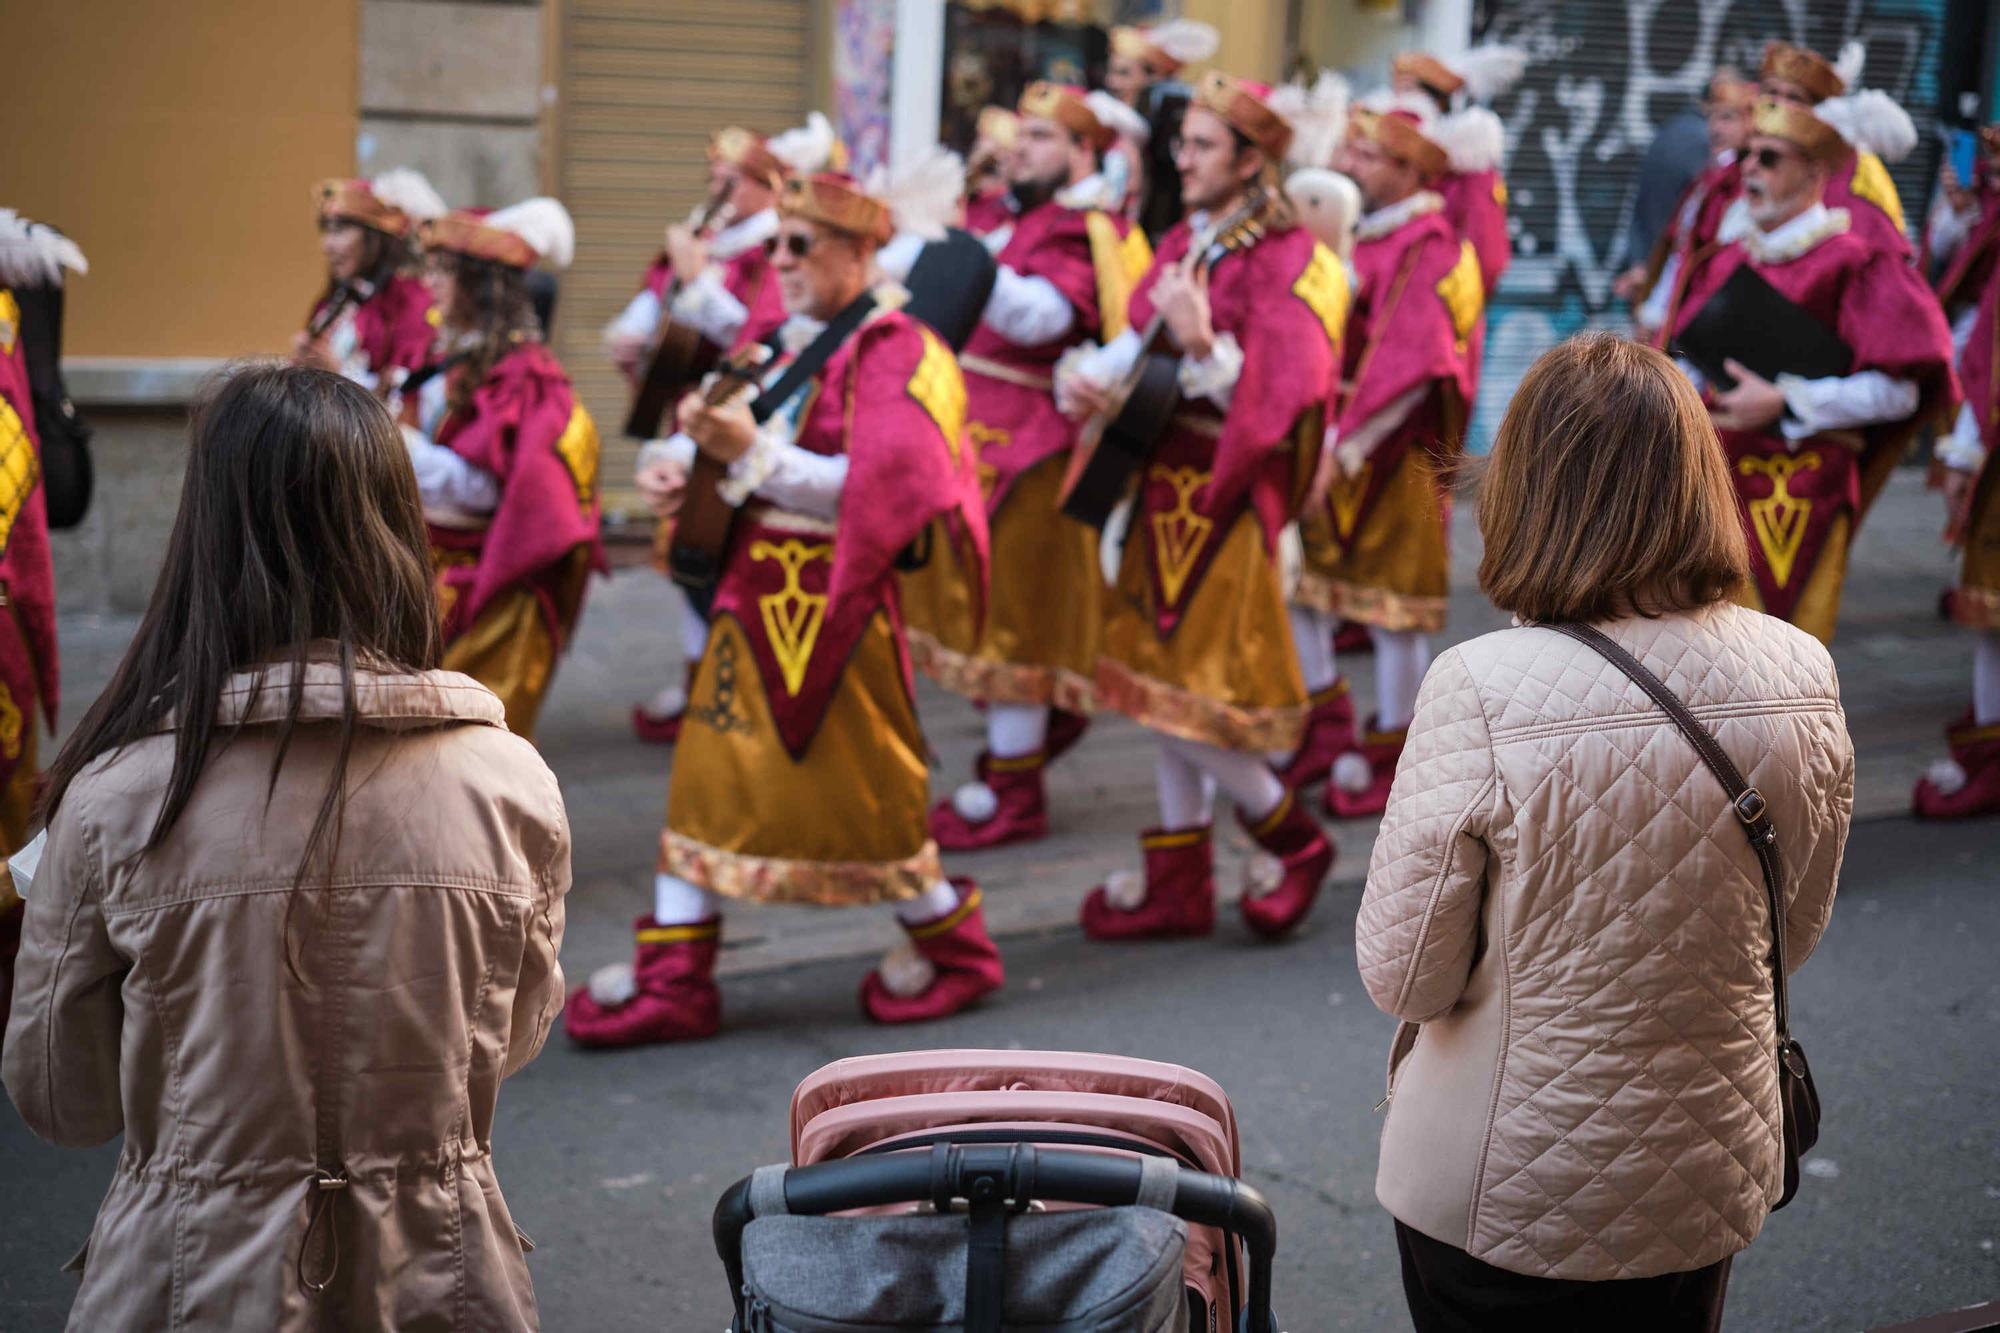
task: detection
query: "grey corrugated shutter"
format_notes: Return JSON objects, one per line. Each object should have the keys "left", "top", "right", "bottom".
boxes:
{"left": 555, "top": 0, "right": 809, "bottom": 521}
{"left": 1472, "top": 3, "right": 1948, "bottom": 453}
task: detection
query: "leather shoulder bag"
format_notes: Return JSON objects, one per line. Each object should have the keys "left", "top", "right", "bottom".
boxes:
{"left": 1545, "top": 621, "right": 1821, "bottom": 1209}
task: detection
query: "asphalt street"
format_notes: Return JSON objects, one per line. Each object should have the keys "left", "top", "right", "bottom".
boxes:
{"left": 3, "top": 472, "right": 1997, "bottom": 1330}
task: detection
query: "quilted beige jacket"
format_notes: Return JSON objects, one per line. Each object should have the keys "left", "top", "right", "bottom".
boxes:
{"left": 4, "top": 660, "right": 569, "bottom": 1330}
{"left": 1357, "top": 604, "right": 1853, "bottom": 1280}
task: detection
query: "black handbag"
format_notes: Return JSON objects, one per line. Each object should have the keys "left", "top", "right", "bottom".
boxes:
{"left": 14, "top": 280, "right": 94, "bottom": 530}
{"left": 1545, "top": 622, "right": 1822, "bottom": 1209}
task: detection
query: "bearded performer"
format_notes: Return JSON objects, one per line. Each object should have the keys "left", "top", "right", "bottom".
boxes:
{"left": 0, "top": 212, "right": 82, "bottom": 1037}
{"left": 1758, "top": 41, "right": 1917, "bottom": 258}
{"left": 1388, "top": 46, "right": 1526, "bottom": 297}
{"left": 1624, "top": 72, "right": 1757, "bottom": 339}
{"left": 1663, "top": 100, "right": 1954, "bottom": 645}
{"left": 294, "top": 170, "right": 444, "bottom": 392}
{"left": 901, "top": 83, "right": 1151, "bottom": 853}
{"left": 1916, "top": 125, "right": 2000, "bottom": 820}
{"left": 1289, "top": 108, "right": 1482, "bottom": 818}
{"left": 1057, "top": 73, "right": 1343, "bottom": 943}
{"left": 1101, "top": 19, "right": 1219, "bottom": 235}
{"left": 406, "top": 198, "right": 604, "bottom": 739}
{"left": 618, "top": 121, "right": 834, "bottom": 744}
{"left": 565, "top": 170, "right": 999, "bottom": 1045}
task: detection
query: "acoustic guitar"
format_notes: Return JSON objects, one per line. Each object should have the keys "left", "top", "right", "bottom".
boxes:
{"left": 1058, "top": 191, "right": 1268, "bottom": 528}
{"left": 622, "top": 187, "right": 738, "bottom": 440}
{"left": 665, "top": 348, "right": 771, "bottom": 595}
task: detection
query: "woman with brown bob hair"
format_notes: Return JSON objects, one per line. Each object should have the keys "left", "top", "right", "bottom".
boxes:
{"left": 1355, "top": 332, "right": 1854, "bottom": 1329}
{"left": 4, "top": 364, "right": 569, "bottom": 1329}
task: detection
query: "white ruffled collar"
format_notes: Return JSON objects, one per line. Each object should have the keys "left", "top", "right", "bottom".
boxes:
{"left": 711, "top": 208, "right": 779, "bottom": 261}
{"left": 1356, "top": 190, "right": 1444, "bottom": 241}
{"left": 1743, "top": 203, "right": 1851, "bottom": 265}
{"left": 1057, "top": 173, "right": 1115, "bottom": 211}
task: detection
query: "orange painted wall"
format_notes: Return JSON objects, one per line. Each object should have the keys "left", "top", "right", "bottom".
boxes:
{"left": 0, "top": 0, "right": 358, "bottom": 357}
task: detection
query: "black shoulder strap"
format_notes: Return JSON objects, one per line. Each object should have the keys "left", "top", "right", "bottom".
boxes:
{"left": 749, "top": 290, "right": 877, "bottom": 425}
{"left": 1543, "top": 622, "right": 1795, "bottom": 1041}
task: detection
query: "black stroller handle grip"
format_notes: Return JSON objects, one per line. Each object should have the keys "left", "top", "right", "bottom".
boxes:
{"left": 713, "top": 1145, "right": 1278, "bottom": 1332}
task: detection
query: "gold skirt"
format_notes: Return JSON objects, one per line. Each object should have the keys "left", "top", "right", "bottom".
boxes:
{"left": 662, "top": 607, "right": 940, "bottom": 906}
{"left": 1733, "top": 514, "right": 1852, "bottom": 645}
{"left": 435, "top": 545, "right": 592, "bottom": 740}
{"left": 1295, "top": 444, "right": 1450, "bottom": 632}
{"left": 902, "top": 455, "right": 1101, "bottom": 710}
{"left": 1954, "top": 459, "right": 2000, "bottom": 630}
{"left": 1097, "top": 510, "right": 1306, "bottom": 754}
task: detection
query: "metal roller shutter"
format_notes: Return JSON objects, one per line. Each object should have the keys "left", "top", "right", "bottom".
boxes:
{"left": 1472, "top": 1, "right": 1947, "bottom": 453}
{"left": 556, "top": 0, "right": 810, "bottom": 523}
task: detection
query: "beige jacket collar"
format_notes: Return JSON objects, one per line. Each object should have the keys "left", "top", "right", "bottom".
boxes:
{"left": 161, "top": 652, "right": 507, "bottom": 733}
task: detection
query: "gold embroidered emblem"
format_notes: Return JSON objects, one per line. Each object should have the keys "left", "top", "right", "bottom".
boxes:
{"left": 750, "top": 538, "right": 833, "bottom": 696}
{"left": 907, "top": 328, "right": 966, "bottom": 462}
{"left": 967, "top": 421, "right": 1010, "bottom": 451}
{"left": 1148, "top": 465, "right": 1212, "bottom": 606}
{"left": 1848, "top": 150, "right": 1907, "bottom": 236}
{"left": 1328, "top": 460, "right": 1371, "bottom": 542}
{"left": 1435, "top": 241, "right": 1484, "bottom": 349}
{"left": 554, "top": 404, "right": 600, "bottom": 508}
{"left": 0, "top": 290, "right": 17, "bottom": 354}
{"left": 1738, "top": 452, "right": 1821, "bottom": 588}
{"left": 1291, "top": 243, "right": 1351, "bottom": 344}
{"left": 1493, "top": 176, "right": 1508, "bottom": 208}
{"left": 0, "top": 389, "right": 39, "bottom": 560}
{"left": 0, "top": 682, "right": 18, "bottom": 761}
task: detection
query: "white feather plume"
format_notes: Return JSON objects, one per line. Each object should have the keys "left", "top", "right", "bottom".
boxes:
{"left": 1087, "top": 90, "right": 1150, "bottom": 144}
{"left": 1814, "top": 89, "right": 1917, "bottom": 162}
{"left": 0, "top": 209, "right": 88, "bottom": 287}
{"left": 1285, "top": 168, "right": 1361, "bottom": 260}
{"left": 1145, "top": 19, "right": 1218, "bottom": 67}
{"left": 1449, "top": 45, "right": 1528, "bottom": 103}
{"left": 1433, "top": 106, "right": 1507, "bottom": 174}
{"left": 1833, "top": 40, "right": 1866, "bottom": 93}
{"left": 1357, "top": 88, "right": 1440, "bottom": 130}
{"left": 866, "top": 147, "right": 964, "bottom": 242}
{"left": 484, "top": 197, "right": 575, "bottom": 269}
{"left": 768, "top": 111, "right": 839, "bottom": 177}
{"left": 368, "top": 168, "right": 447, "bottom": 223}
{"left": 1269, "top": 70, "right": 1351, "bottom": 169}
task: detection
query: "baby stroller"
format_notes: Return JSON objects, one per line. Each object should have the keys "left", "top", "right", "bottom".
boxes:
{"left": 712, "top": 1049, "right": 1279, "bottom": 1332}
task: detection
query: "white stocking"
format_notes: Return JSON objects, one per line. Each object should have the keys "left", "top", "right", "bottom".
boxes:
{"left": 679, "top": 594, "right": 710, "bottom": 662}
{"left": 654, "top": 873, "right": 723, "bottom": 926}
{"left": 1371, "top": 628, "right": 1431, "bottom": 732}
{"left": 1164, "top": 734, "right": 1287, "bottom": 825}
{"left": 1154, "top": 740, "right": 1216, "bottom": 829}
{"left": 1975, "top": 631, "right": 2000, "bottom": 726}
{"left": 988, "top": 703, "right": 1050, "bottom": 759}
{"left": 894, "top": 879, "right": 963, "bottom": 925}
{"left": 1288, "top": 604, "right": 1340, "bottom": 693}
{"left": 644, "top": 597, "right": 713, "bottom": 717}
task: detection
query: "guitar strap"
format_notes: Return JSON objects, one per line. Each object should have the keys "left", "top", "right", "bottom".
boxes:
{"left": 747, "top": 290, "right": 878, "bottom": 426}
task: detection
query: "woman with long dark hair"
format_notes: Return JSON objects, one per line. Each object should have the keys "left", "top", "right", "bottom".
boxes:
{"left": 404, "top": 197, "right": 603, "bottom": 739}
{"left": 4, "top": 364, "right": 569, "bottom": 1330}
{"left": 294, "top": 170, "right": 445, "bottom": 392}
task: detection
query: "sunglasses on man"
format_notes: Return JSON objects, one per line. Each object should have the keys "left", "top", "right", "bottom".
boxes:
{"left": 1749, "top": 145, "right": 1802, "bottom": 171}
{"left": 763, "top": 233, "right": 821, "bottom": 259}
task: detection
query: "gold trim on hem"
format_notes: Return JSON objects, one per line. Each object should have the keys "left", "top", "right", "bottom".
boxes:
{"left": 660, "top": 830, "right": 942, "bottom": 907}
{"left": 1292, "top": 573, "right": 1447, "bottom": 632}
{"left": 906, "top": 629, "right": 1097, "bottom": 711}
{"left": 1096, "top": 656, "right": 1307, "bottom": 753}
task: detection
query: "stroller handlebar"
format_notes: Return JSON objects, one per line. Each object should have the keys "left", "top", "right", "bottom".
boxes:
{"left": 712, "top": 1144, "right": 1277, "bottom": 1331}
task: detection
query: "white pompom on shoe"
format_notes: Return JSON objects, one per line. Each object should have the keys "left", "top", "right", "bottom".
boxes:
{"left": 951, "top": 781, "right": 999, "bottom": 823}
{"left": 1104, "top": 868, "right": 1148, "bottom": 910}
{"left": 587, "top": 962, "right": 637, "bottom": 1007}
{"left": 876, "top": 940, "right": 938, "bottom": 999}
{"left": 1332, "top": 750, "right": 1374, "bottom": 795}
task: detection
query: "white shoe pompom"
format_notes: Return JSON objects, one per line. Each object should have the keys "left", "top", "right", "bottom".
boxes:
{"left": 952, "top": 781, "right": 999, "bottom": 823}
{"left": 1332, "top": 751, "right": 1374, "bottom": 795}
{"left": 877, "top": 940, "right": 937, "bottom": 998}
{"left": 1104, "top": 868, "right": 1147, "bottom": 911}
{"left": 641, "top": 683, "right": 687, "bottom": 720}
{"left": 1242, "top": 851, "right": 1285, "bottom": 900}
{"left": 1924, "top": 757, "right": 1968, "bottom": 796}
{"left": 588, "top": 962, "right": 637, "bottom": 1007}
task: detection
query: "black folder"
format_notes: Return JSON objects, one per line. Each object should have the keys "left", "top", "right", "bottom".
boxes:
{"left": 1672, "top": 263, "right": 1852, "bottom": 390}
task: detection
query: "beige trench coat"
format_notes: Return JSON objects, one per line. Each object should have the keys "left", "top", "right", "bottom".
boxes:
{"left": 1358, "top": 605, "right": 1854, "bottom": 1280}
{"left": 4, "top": 660, "right": 569, "bottom": 1329}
